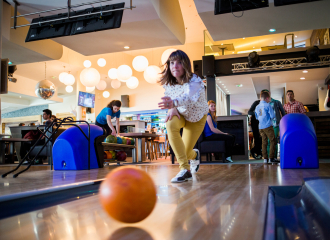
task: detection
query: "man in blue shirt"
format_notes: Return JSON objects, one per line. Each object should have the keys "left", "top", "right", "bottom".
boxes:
{"left": 255, "top": 91, "right": 279, "bottom": 164}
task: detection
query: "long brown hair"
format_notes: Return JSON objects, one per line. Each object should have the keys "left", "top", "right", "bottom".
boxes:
{"left": 208, "top": 100, "right": 216, "bottom": 121}
{"left": 107, "top": 100, "right": 121, "bottom": 111}
{"left": 159, "top": 50, "right": 193, "bottom": 86}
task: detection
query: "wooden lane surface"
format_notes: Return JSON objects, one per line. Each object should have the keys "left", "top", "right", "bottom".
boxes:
{"left": 1, "top": 164, "right": 330, "bottom": 239}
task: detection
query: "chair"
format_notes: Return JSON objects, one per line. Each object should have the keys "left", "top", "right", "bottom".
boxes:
{"left": 170, "top": 129, "right": 226, "bottom": 163}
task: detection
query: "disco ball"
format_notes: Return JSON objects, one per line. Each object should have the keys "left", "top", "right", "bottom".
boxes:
{"left": 35, "top": 80, "right": 56, "bottom": 100}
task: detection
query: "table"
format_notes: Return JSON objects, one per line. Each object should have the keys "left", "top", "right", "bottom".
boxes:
{"left": 121, "top": 133, "right": 158, "bottom": 162}
{"left": 0, "top": 138, "right": 32, "bottom": 164}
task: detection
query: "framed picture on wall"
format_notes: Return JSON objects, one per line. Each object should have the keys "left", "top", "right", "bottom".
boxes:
{"left": 324, "top": 29, "right": 329, "bottom": 45}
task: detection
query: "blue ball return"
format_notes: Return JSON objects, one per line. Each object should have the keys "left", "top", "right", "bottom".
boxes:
{"left": 53, "top": 124, "right": 107, "bottom": 170}
{"left": 279, "top": 113, "right": 318, "bottom": 169}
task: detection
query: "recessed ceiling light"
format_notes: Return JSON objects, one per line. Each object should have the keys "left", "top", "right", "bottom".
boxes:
{"left": 303, "top": 70, "right": 308, "bottom": 73}
{"left": 269, "top": 29, "right": 276, "bottom": 32}
{"left": 219, "top": 81, "right": 221, "bottom": 83}
{"left": 232, "top": 52, "right": 234, "bottom": 54}
{"left": 300, "top": 77, "right": 305, "bottom": 80}
{"left": 19, "top": 96, "right": 21, "bottom": 98}
{"left": 253, "top": 47, "right": 255, "bottom": 48}
{"left": 221, "top": 43, "right": 223, "bottom": 45}
{"left": 222, "top": 84, "right": 224, "bottom": 85}
{"left": 273, "top": 41, "right": 275, "bottom": 43}
{"left": 243, "top": 38, "right": 245, "bottom": 39}
{"left": 295, "top": 35, "right": 297, "bottom": 38}
{"left": 236, "top": 84, "right": 243, "bottom": 87}
{"left": 124, "top": 46, "right": 130, "bottom": 49}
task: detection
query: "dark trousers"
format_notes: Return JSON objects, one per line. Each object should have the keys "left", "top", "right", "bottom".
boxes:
{"left": 204, "top": 133, "right": 236, "bottom": 158}
{"left": 251, "top": 116, "right": 262, "bottom": 155}
{"left": 95, "top": 120, "right": 111, "bottom": 135}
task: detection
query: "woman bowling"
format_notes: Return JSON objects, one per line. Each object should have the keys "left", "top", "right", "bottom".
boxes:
{"left": 158, "top": 50, "right": 208, "bottom": 183}
{"left": 204, "top": 100, "right": 236, "bottom": 163}
{"left": 96, "top": 100, "right": 121, "bottom": 136}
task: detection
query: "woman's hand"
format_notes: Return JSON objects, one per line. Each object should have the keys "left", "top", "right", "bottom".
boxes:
{"left": 165, "top": 108, "right": 180, "bottom": 122}
{"left": 111, "top": 128, "right": 117, "bottom": 136}
{"left": 158, "top": 97, "right": 174, "bottom": 109}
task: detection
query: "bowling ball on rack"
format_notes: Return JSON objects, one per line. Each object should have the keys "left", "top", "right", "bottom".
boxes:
{"left": 105, "top": 135, "right": 117, "bottom": 143}
{"left": 121, "top": 137, "right": 127, "bottom": 145}
{"left": 130, "top": 138, "right": 135, "bottom": 145}
{"left": 116, "top": 151, "right": 127, "bottom": 161}
{"left": 116, "top": 137, "right": 123, "bottom": 144}
{"left": 109, "top": 151, "right": 116, "bottom": 159}
{"left": 104, "top": 152, "right": 108, "bottom": 159}
{"left": 106, "top": 151, "right": 112, "bottom": 160}
{"left": 126, "top": 138, "right": 131, "bottom": 145}
{"left": 99, "top": 167, "right": 157, "bottom": 223}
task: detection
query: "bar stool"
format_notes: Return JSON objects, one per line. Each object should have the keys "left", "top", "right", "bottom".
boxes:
{"left": 154, "top": 135, "right": 166, "bottom": 158}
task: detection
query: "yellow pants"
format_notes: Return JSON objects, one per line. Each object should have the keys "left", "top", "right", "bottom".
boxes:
{"left": 166, "top": 114, "right": 207, "bottom": 170}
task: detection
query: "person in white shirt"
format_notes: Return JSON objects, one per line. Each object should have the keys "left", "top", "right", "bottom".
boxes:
{"left": 158, "top": 50, "right": 208, "bottom": 183}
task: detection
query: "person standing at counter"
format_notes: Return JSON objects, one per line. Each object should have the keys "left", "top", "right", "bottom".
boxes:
{"left": 158, "top": 50, "right": 208, "bottom": 183}
{"left": 283, "top": 90, "right": 306, "bottom": 114}
{"left": 204, "top": 100, "right": 235, "bottom": 163}
{"left": 96, "top": 100, "right": 121, "bottom": 136}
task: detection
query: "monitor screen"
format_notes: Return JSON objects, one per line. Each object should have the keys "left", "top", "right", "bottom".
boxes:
{"left": 78, "top": 91, "right": 95, "bottom": 108}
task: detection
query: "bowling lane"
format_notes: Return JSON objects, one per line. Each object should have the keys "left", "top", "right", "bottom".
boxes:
{"left": 1, "top": 164, "right": 330, "bottom": 240}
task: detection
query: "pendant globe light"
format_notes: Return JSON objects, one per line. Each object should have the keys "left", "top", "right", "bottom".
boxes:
{"left": 86, "top": 86, "right": 95, "bottom": 92}
{"left": 132, "top": 56, "right": 149, "bottom": 72}
{"left": 111, "top": 79, "right": 121, "bottom": 89}
{"left": 103, "top": 91, "right": 110, "bottom": 98}
{"left": 80, "top": 68, "right": 101, "bottom": 87}
{"left": 63, "top": 72, "right": 75, "bottom": 86}
{"left": 66, "top": 85, "right": 73, "bottom": 93}
{"left": 108, "top": 68, "right": 117, "bottom": 80}
{"left": 59, "top": 72, "right": 68, "bottom": 83}
{"left": 96, "top": 79, "right": 107, "bottom": 90}
{"left": 161, "top": 48, "right": 177, "bottom": 65}
{"left": 117, "top": 65, "right": 132, "bottom": 82}
{"left": 144, "top": 65, "right": 161, "bottom": 84}
{"left": 83, "top": 60, "right": 92, "bottom": 68}
{"left": 97, "top": 58, "right": 106, "bottom": 67}
{"left": 126, "top": 76, "right": 139, "bottom": 89}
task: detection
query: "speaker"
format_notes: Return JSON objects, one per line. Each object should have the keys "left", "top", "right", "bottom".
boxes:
{"left": 86, "top": 107, "right": 92, "bottom": 114}
{"left": 274, "top": 0, "right": 319, "bottom": 7}
{"left": 202, "top": 55, "right": 215, "bottom": 77}
{"left": 121, "top": 95, "right": 129, "bottom": 107}
{"left": 193, "top": 60, "right": 203, "bottom": 79}
{"left": 0, "top": 59, "right": 9, "bottom": 94}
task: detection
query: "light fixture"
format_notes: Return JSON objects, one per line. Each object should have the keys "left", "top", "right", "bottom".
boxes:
{"left": 303, "top": 70, "right": 308, "bottom": 73}
{"left": 269, "top": 29, "right": 276, "bottom": 32}
{"left": 117, "top": 65, "right": 132, "bottom": 82}
{"left": 253, "top": 47, "right": 255, "bottom": 48}
{"left": 96, "top": 80, "right": 107, "bottom": 90}
{"left": 295, "top": 35, "right": 297, "bottom": 38}
{"left": 222, "top": 83, "right": 224, "bottom": 85}
{"left": 103, "top": 91, "right": 110, "bottom": 98}
{"left": 132, "top": 56, "right": 149, "bottom": 72}
{"left": 63, "top": 73, "right": 75, "bottom": 86}
{"left": 273, "top": 41, "right": 275, "bottom": 43}
{"left": 80, "top": 68, "right": 101, "bottom": 87}
{"left": 111, "top": 79, "right": 121, "bottom": 89}
{"left": 124, "top": 46, "right": 130, "bottom": 49}
{"left": 8, "top": 61, "right": 12, "bottom": 64}
{"left": 236, "top": 84, "right": 243, "bottom": 87}
{"left": 300, "top": 77, "right": 305, "bottom": 80}
{"left": 243, "top": 38, "right": 245, "bottom": 39}
{"left": 66, "top": 85, "right": 73, "bottom": 93}
{"left": 161, "top": 49, "right": 177, "bottom": 65}
{"left": 86, "top": 86, "right": 95, "bottom": 92}
{"left": 232, "top": 52, "right": 234, "bottom": 54}
{"left": 221, "top": 43, "right": 223, "bottom": 45}
{"left": 83, "top": 60, "right": 92, "bottom": 68}
{"left": 97, "top": 58, "right": 106, "bottom": 67}
{"left": 59, "top": 72, "right": 68, "bottom": 83}
{"left": 108, "top": 68, "right": 117, "bottom": 79}
{"left": 144, "top": 65, "right": 161, "bottom": 84}
{"left": 126, "top": 76, "right": 139, "bottom": 89}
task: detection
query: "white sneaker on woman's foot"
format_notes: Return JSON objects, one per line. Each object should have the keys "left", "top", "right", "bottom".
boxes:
{"left": 190, "top": 149, "right": 200, "bottom": 173}
{"left": 171, "top": 169, "right": 192, "bottom": 183}
{"left": 225, "top": 157, "right": 233, "bottom": 163}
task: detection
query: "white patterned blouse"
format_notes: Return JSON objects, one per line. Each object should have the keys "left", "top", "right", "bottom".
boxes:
{"left": 163, "top": 74, "right": 209, "bottom": 122}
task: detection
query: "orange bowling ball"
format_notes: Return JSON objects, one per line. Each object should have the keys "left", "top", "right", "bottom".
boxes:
{"left": 99, "top": 167, "right": 157, "bottom": 223}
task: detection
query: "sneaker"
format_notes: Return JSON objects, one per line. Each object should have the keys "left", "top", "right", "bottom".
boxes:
{"left": 171, "top": 169, "right": 192, "bottom": 183}
{"left": 268, "top": 158, "right": 280, "bottom": 164}
{"left": 256, "top": 155, "right": 262, "bottom": 160}
{"left": 190, "top": 149, "right": 200, "bottom": 173}
{"left": 263, "top": 159, "right": 268, "bottom": 163}
{"left": 225, "top": 157, "right": 233, "bottom": 163}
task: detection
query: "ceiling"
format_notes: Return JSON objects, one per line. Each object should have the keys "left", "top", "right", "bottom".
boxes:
{"left": 216, "top": 67, "right": 330, "bottom": 112}
{"left": 205, "top": 30, "right": 313, "bottom": 55}
{"left": 195, "top": 0, "right": 330, "bottom": 42}
{"left": 5, "top": 0, "right": 186, "bottom": 56}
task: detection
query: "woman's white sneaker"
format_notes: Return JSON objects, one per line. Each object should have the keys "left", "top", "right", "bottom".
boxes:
{"left": 171, "top": 169, "right": 192, "bottom": 183}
